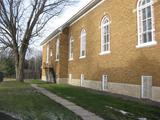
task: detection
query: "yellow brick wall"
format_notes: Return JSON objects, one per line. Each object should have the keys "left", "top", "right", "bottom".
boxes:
{"left": 42, "top": 0, "right": 160, "bottom": 86}
{"left": 59, "top": 28, "right": 69, "bottom": 78}
{"left": 68, "top": 0, "right": 160, "bottom": 86}
{"left": 42, "top": 29, "right": 69, "bottom": 79}
{"left": 42, "top": 36, "right": 60, "bottom": 79}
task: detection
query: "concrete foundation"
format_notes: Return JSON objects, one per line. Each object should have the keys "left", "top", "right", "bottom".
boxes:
{"left": 41, "top": 76, "right": 46, "bottom": 81}
{"left": 58, "top": 78, "right": 160, "bottom": 102}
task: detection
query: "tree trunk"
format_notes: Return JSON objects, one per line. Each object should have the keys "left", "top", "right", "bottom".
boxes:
{"left": 15, "top": 54, "right": 25, "bottom": 82}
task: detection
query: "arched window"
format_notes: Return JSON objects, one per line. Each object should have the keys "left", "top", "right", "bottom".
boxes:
{"left": 69, "top": 36, "right": 74, "bottom": 60}
{"left": 46, "top": 45, "right": 49, "bottom": 63}
{"left": 56, "top": 38, "right": 59, "bottom": 61}
{"left": 80, "top": 29, "right": 86, "bottom": 58}
{"left": 137, "top": 0, "right": 156, "bottom": 48}
{"left": 101, "top": 16, "right": 110, "bottom": 54}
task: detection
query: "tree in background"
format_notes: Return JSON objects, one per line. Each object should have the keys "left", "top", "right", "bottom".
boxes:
{"left": 0, "top": 0, "right": 77, "bottom": 82}
{"left": 0, "top": 52, "right": 15, "bottom": 77}
{"left": 25, "top": 49, "right": 42, "bottom": 79}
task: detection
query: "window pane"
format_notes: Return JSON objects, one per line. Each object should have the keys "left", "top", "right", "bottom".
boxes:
{"left": 80, "top": 30, "right": 86, "bottom": 57}
{"left": 104, "top": 26, "right": 108, "bottom": 34}
{"left": 148, "top": 32, "right": 152, "bottom": 42}
{"left": 147, "top": 19, "right": 152, "bottom": 30}
{"left": 104, "top": 45, "right": 107, "bottom": 51}
{"left": 147, "top": 6, "right": 151, "bottom": 18}
{"left": 142, "top": 0, "right": 146, "bottom": 5}
{"left": 81, "top": 35, "right": 86, "bottom": 51}
{"left": 107, "top": 44, "right": 109, "bottom": 51}
{"left": 69, "top": 39, "right": 72, "bottom": 59}
{"left": 107, "top": 26, "right": 109, "bottom": 33}
{"left": 82, "top": 50, "right": 85, "bottom": 56}
{"left": 82, "top": 38, "right": 86, "bottom": 50}
{"left": 138, "top": 0, "right": 154, "bottom": 45}
{"left": 104, "top": 35, "right": 107, "bottom": 43}
{"left": 101, "top": 17, "right": 110, "bottom": 52}
{"left": 142, "top": 8, "right": 146, "bottom": 20}
{"left": 103, "top": 19, "right": 108, "bottom": 24}
{"left": 143, "top": 33, "right": 147, "bottom": 43}
{"left": 56, "top": 39, "right": 59, "bottom": 60}
{"left": 71, "top": 42, "right": 73, "bottom": 56}
{"left": 146, "top": 0, "right": 151, "bottom": 3}
{"left": 107, "top": 34, "right": 110, "bottom": 42}
{"left": 143, "top": 20, "right": 147, "bottom": 32}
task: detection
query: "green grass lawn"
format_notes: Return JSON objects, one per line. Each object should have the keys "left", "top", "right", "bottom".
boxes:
{"left": 35, "top": 80, "right": 160, "bottom": 120}
{"left": 0, "top": 81, "right": 81, "bottom": 120}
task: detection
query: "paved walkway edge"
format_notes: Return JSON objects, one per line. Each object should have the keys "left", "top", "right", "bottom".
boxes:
{"left": 31, "top": 84, "right": 104, "bottom": 120}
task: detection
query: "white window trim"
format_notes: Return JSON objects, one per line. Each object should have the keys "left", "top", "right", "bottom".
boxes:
{"left": 100, "top": 16, "right": 111, "bottom": 55}
{"left": 50, "top": 49, "right": 53, "bottom": 57}
{"left": 55, "top": 39, "right": 60, "bottom": 61}
{"left": 69, "top": 58, "right": 74, "bottom": 61}
{"left": 141, "top": 75, "right": 152, "bottom": 98}
{"left": 46, "top": 45, "right": 49, "bottom": 64}
{"left": 80, "top": 74, "right": 84, "bottom": 87}
{"left": 102, "top": 75, "right": 108, "bottom": 91}
{"left": 80, "top": 29, "right": 86, "bottom": 59}
{"left": 55, "top": 59, "right": 59, "bottom": 62}
{"left": 99, "top": 51, "right": 111, "bottom": 56}
{"left": 79, "top": 56, "right": 86, "bottom": 59}
{"left": 136, "top": 0, "right": 156, "bottom": 48}
{"left": 136, "top": 40, "right": 157, "bottom": 48}
{"left": 69, "top": 74, "right": 72, "bottom": 83}
{"left": 69, "top": 37, "right": 74, "bottom": 61}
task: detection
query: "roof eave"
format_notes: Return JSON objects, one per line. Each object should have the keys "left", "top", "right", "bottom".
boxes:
{"left": 40, "top": 0, "right": 101, "bottom": 46}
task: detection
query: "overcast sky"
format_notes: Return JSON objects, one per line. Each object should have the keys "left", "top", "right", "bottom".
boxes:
{"left": 33, "top": 0, "right": 92, "bottom": 50}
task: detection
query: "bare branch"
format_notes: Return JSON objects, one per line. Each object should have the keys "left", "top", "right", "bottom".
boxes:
{"left": 0, "top": 0, "right": 78, "bottom": 81}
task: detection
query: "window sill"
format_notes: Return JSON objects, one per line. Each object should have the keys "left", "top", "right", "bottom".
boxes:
{"left": 55, "top": 59, "right": 59, "bottom": 62}
{"left": 99, "top": 51, "right": 111, "bottom": 56}
{"left": 68, "top": 58, "right": 74, "bottom": 61}
{"left": 136, "top": 41, "right": 157, "bottom": 48}
{"left": 79, "top": 56, "right": 86, "bottom": 59}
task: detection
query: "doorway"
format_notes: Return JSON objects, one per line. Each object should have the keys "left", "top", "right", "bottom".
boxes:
{"left": 45, "top": 68, "right": 56, "bottom": 83}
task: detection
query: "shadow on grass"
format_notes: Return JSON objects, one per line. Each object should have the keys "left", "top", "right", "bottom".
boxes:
{"left": 0, "top": 81, "right": 82, "bottom": 120}
{"left": 37, "top": 82, "right": 160, "bottom": 120}
{"left": 0, "top": 112, "right": 19, "bottom": 120}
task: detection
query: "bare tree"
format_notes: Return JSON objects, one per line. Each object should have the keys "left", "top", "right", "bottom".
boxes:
{"left": 0, "top": 0, "right": 77, "bottom": 82}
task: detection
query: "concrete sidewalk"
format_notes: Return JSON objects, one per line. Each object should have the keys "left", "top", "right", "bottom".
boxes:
{"left": 31, "top": 84, "right": 104, "bottom": 120}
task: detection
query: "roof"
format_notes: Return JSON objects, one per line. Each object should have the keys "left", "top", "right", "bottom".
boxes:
{"left": 40, "top": 0, "right": 102, "bottom": 46}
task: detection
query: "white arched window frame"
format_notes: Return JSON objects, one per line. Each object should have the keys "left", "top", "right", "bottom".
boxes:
{"left": 69, "top": 36, "right": 74, "bottom": 60}
{"left": 46, "top": 44, "right": 49, "bottom": 63}
{"left": 100, "top": 16, "right": 111, "bottom": 55}
{"left": 55, "top": 38, "right": 60, "bottom": 61}
{"left": 80, "top": 29, "right": 86, "bottom": 58}
{"left": 136, "top": 0, "right": 157, "bottom": 48}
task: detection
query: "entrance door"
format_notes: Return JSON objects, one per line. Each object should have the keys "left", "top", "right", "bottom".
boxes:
{"left": 102, "top": 75, "right": 108, "bottom": 91}
{"left": 49, "top": 70, "right": 54, "bottom": 82}
{"left": 45, "top": 68, "right": 56, "bottom": 83}
{"left": 49, "top": 68, "right": 56, "bottom": 83}
{"left": 45, "top": 69, "right": 50, "bottom": 82}
{"left": 141, "top": 76, "right": 152, "bottom": 99}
